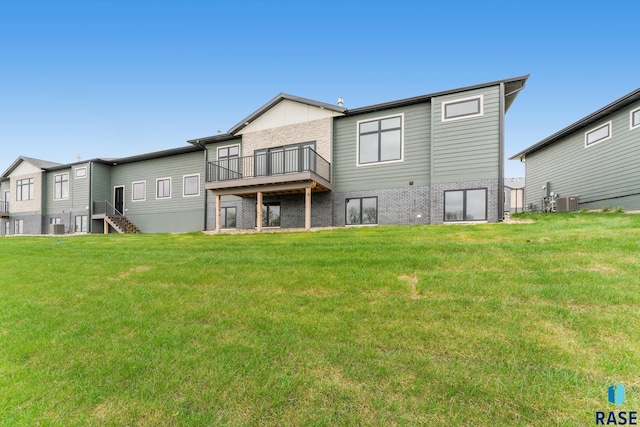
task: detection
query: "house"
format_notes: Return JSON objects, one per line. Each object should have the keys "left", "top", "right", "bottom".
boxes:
{"left": 510, "top": 87, "right": 640, "bottom": 211}
{"left": 0, "top": 75, "right": 528, "bottom": 235}
{"left": 504, "top": 177, "right": 525, "bottom": 214}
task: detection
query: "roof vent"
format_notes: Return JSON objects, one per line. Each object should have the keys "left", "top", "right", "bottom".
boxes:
{"left": 337, "top": 97, "right": 344, "bottom": 107}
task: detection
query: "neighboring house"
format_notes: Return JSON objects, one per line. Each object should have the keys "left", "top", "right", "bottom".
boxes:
{"left": 510, "top": 87, "right": 640, "bottom": 211}
{"left": 0, "top": 75, "right": 528, "bottom": 235}
{"left": 504, "top": 177, "right": 525, "bottom": 213}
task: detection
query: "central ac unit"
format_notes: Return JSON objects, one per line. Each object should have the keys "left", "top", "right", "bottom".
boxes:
{"left": 556, "top": 196, "right": 579, "bottom": 212}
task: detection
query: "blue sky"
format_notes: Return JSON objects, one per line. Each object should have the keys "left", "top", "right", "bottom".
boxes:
{"left": 1, "top": 1, "right": 638, "bottom": 178}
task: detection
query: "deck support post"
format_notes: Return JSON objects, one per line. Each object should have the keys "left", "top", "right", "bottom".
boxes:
{"left": 256, "top": 192, "right": 263, "bottom": 232}
{"left": 215, "top": 194, "right": 221, "bottom": 233}
{"left": 305, "top": 186, "right": 312, "bottom": 230}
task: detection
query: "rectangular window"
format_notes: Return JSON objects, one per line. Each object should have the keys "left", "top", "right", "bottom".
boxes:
{"left": 442, "top": 95, "right": 483, "bottom": 122}
{"left": 357, "top": 116, "right": 402, "bottom": 165}
{"left": 217, "top": 145, "right": 241, "bottom": 180}
{"left": 444, "top": 189, "right": 487, "bottom": 222}
{"left": 75, "top": 167, "right": 87, "bottom": 179}
{"left": 156, "top": 178, "right": 171, "bottom": 199}
{"left": 631, "top": 107, "right": 640, "bottom": 130}
{"left": 15, "top": 219, "right": 24, "bottom": 234}
{"left": 132, "top": 181, "right": 146, "bottom": 201}
{"left": 346, "top": 197, "right": 378, "bottom": 225}
{"left": 75, "top": 215, "right": 88, "bottom": 233}
{"left": 54, "top": 173, "right": 69, "bottom": 200}
{"left": 16, "top": 178, "right": 34, "bottom": 201}
{"left": 183, "top": 174, "right": 200, "bottom": 197}
{"left": 262, "top": 202, "right": 281, "bottom": 227}
{"left": 4, "top": 220, "right": 9, "bottom": 235}
{"left": 221, "top": 207, "right": 237, "bottom": 229}
{"left": 49, "top": 217, "right": 61, "bottom": 225}
{"left": 585, "top": 121, "right": 612, "bottom": 146}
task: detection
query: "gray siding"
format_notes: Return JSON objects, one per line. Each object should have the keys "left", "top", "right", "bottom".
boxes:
{"left": 43, "top": 168, "right": 72, "bottom": 215}
{"left": 91, "top": 162, "right": 112, "bottom": 208}
{"left": 431, "top": 86, "right": 501, "bottom": 183}
{"left": 71, "top": 164, "right": 90, "bottom": 212}
{"left": 525, "top": 100, "right": 640, "bottom": 210}
{"left": 332, "top": 103, "right": 431, "bottom": 192}
{"left": 110, "top": 151, "right": 205, "bottom": 233}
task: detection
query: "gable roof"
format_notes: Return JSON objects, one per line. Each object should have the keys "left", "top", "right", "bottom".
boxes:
{"left": 228, "top": 93, "right": 347, "bottom": 135}
{"left": 190, "top": 75, "right": 529, "bottom": 143}
{"left": 2, "top": 156, "right": 63, "bottom": 178}
{"left": 510, "top": 87, "right": 640, "bottom": 161}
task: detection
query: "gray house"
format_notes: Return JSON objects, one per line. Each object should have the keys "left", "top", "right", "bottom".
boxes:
{"left": 1, "top": 75, "right": 528, "bottom": 235}
{"left": 510, "top": 87, "right": 640, "bottom": 211}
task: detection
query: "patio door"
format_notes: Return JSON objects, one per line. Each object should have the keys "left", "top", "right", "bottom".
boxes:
{"left": 114, "top": 186, "right": 124, "bottom": 214}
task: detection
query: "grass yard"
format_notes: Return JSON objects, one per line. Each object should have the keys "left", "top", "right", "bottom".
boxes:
{"left": 0, "top": 213, "right": 639, "bottom": 425}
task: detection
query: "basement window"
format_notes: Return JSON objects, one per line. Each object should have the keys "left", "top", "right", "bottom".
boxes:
{"left": 442, "top": 95, "right": 483, "bottom": 122}
{"left": 585, "top": 121, "right": 612, "bottom": 147}
{"left": 631, "top": 107, "right": 640, "bottom": 130}
{"left": 444, "top": 189, "right": 487, "bottom": 222}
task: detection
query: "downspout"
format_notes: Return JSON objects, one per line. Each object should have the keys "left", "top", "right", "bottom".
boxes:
{"left": 194, "top": 140, "right": 208, "bottom": 231}
{"left": 498, "top": 82, "right": 505, "bottom": 221}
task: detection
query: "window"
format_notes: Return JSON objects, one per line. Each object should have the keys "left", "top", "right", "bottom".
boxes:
{"left": 54, "top": 173, "right": 69, "bottom": 200}
{"left": 4, "top": 220, "right": 9, "bottom": 235}
{"left": 49, "top": 217, "right": 61, "bottom": 225}
{"left": 16, "top": 178, "right": 34, "bottom": 201}
{"left": 15, "top": 219, "right": 24, "bottom": 234}
{"left": 262, "top": 202, "right": 281, "bottom": 227}
{"left": 156, "top": 178, "right": 171, "bottom": 199}
{"left": 357, "top": 116, "right": 402, "bottom": 165}
{"left": 75, "top": 167, "right": 87, "bottom": 179}
{"left": 585, "top": 121, "right": 612, "bottom": 147}
{"left": 631, "top": 107, "right": 640, "bottom": 130}
{"left": 220, "top": 207, "right": 237, "bottom": 229}
{"left": 346, "top": 197, "right": 378, "bottom": 225}
{"left": 442, "top": 95, "right": 483, "bottom": 121}
{"left": 75, "top": 215, "right": 88, "bottom": 233}
{"left": 217, "top": 145, "right": 241, "bottom": 180}
{"left": 444, "top": 189, "right": 487, "bottom": 222}
{"left": 183, "top": 174, "right": 200, "bottom": 197}
{"left": 132, "top": 181, "right": 146, "bottom": 201}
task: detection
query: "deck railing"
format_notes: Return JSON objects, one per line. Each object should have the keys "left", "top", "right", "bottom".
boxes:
{"left": 93, "top": 200, "right": 127, "bottom": 231}
{"left": 207, "top": 147, "right": 330, "bottom": 183}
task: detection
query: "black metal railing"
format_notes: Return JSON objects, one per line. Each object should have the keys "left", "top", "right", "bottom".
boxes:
{"left": 0, "top": 200, "right": 8, "bottom": 214}
{"left": 207, "top": 147, "right": 331, "bottom": 183}
{"left": 93, "top": 200, "right": 127, "bottom": 231}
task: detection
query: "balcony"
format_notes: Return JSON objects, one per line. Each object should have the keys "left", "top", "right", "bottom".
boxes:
{"left": 0, "top": 200, "right": 8, "bottom": 217}
{"left": 206, "top": 147, "right": 331, "bottom": 196}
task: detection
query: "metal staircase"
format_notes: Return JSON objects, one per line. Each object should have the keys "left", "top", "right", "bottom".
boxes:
{"left": 93, "top": 201, "right": 142, "bottom": 234}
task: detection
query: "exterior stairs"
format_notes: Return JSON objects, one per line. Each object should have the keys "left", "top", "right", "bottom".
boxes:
{"left": 105, "top": 215, "right": 142, "bottom": 234}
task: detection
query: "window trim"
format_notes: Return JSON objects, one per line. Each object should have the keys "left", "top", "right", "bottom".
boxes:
{"left": 443, "top": 188, "right": 488, "bottom": 222}
{"left": 74, "top": 167, "right": 87, "bottom": 179}
{"left": 356, "top": 113, "right": 404, "bottom": 167}
{"left": 156, "top": 177, "right": 172, "bottom": 200}
{"left": 183, "top": 174, "right": 200, "bottom": 197}
{"left": 441, "top": 95, "right": 484, "bottom": 122}
{"left": 16, "top": 177, "right": 34, "bottom": 201}
{"left": 630, "top": 107, "right": 640, "bottom": 130}
{"left": 131, "top": 180, "right": 146, "bottom": 202}
{"left": 585, "top": 121, "right": 612, "bottom": 147}
{"left": 53, "top": 172, "right": 70, "bottom": 201}
{"left": 345, "top": 196, "right": 378, "bottom": 226}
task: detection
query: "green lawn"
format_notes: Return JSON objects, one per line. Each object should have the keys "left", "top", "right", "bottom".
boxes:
{"left": 1, "top": 213, "right": 639, "bottom": 425}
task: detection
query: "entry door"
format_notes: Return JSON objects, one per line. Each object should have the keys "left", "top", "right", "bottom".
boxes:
{"left": 114, "top": 187, "right": 124, "bottom": 214}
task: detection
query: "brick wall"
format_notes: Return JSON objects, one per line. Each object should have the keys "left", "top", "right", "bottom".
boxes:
{"left": 429, "top": 179, "right": 500, "bottom": 224}
{"left": 240, "top": 118, "right": 333, "bottom": 162}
